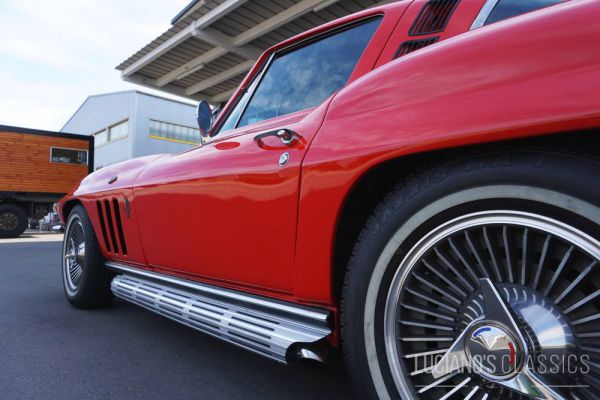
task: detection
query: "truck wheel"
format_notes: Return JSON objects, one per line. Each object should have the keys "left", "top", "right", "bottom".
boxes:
{"left": 62, "top": 205, "right": 114, "bottom": 309}
{"left": 342, "top": 151, "right": 600, "bottom": 400}
{"left": 0, "top": 204, "right": 28, "bottom": 238}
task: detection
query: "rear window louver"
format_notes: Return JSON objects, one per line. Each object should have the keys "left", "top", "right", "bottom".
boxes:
{"left": 409, "top": 0, "right": 460, "bottom": 36}
{"left": 96, "top": 198, "right": 127, "bottom": 255}
{"left": 394, "top": 37, "right": 439, "bottom": 58}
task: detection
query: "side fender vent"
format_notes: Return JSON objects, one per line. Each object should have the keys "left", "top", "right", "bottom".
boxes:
{"left": 409, "top": 0, "right": 460, "bottom": 36}
{"left": 103, "top": 199, "right": 119, "bottom": 254}
{"left": 96, "top": 198, "right": 128, "bottom": 255}
{"left": 394, "top": 37, "right": 439, "bottom": 58}
{"left": 96, "top": 201, "right": 111, "bottom": 252}
{"left": 112, "top": 199, "right": 128, "bottom": 255}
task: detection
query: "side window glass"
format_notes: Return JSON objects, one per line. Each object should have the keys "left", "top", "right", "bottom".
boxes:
{"left": 484, "top": 0, "right": 565, "bottom": 26}
{"left": 234, "top": 17, "right": 381, "bottom": 129}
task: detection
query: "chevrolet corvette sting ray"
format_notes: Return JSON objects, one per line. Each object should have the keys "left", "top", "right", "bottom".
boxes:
{"left": 58, "top": 1, "right": 600, "bottom": 398}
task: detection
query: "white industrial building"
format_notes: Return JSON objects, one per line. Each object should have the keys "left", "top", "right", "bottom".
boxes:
{"left": 61, "top": 91, "right": 200, "bottom": 170}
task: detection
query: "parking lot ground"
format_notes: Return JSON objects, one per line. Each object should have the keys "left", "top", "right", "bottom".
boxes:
{"left": 0, "top": 239, "right": 353, "bottom": 400}
{"left": 0, "top": 231, "right": 63, "bottom": 244}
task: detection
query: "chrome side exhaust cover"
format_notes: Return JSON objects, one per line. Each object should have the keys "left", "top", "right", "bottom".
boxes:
{"left": 107, "top": 262, "right": 331, "bottom": 363}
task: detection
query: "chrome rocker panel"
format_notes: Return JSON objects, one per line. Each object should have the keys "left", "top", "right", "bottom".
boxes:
{"left": 106, "top": 262, "right": 331, "bottom": 363}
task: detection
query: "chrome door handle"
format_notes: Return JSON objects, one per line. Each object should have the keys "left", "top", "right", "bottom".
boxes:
{"left": 254, "top": 129, "right": 300, "bottom": 146}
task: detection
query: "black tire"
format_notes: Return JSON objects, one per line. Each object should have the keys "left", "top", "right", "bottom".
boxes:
{"left": 62, "top": 205, "right": 114, "bottom": 309}
{"left": 341, "top": 150, "right": 600, "bottom": 400}
{"left": 0, "top": 204, "right": 28, "bottom": 238}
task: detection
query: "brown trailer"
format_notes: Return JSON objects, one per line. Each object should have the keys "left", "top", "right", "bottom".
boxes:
{"left": 0, "top": 125, "right": 93, "bottom": 238}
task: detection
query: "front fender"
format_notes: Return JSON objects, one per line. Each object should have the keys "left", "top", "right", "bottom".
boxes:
{"left": 57, "top": 154, "right": 166, "bottom": 223}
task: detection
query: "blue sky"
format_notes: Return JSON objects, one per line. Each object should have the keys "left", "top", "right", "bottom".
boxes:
{"left": 0, "top": 0, "right": 192, "bottom": 131}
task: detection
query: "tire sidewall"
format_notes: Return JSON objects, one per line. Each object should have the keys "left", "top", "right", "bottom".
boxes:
{"left": 62, "top": 205, "right": 96, "bottom": 302}
{"left": 342, "top": 151, "right": 600, "bottom": 399}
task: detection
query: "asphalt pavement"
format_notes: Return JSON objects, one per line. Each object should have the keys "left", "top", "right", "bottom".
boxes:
{"left": 0, "top": 238, "right": 352, "bottom": 400}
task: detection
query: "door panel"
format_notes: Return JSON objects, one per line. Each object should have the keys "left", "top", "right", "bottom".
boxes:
{"left": 133, "top": 15, "right": 388, "bottom": 294}
{"left": 133, "top": 106, "right": 328, "bottom": 293}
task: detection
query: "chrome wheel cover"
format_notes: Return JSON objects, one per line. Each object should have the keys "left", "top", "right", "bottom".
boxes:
{"left": 0, "top": 212, "right": 19, "bottom": 231}
{"left": 384, "top": 211, "right": 600, "bottom": 399}
{"left": 63, "top": 217, "right": 85, "bottom": 295}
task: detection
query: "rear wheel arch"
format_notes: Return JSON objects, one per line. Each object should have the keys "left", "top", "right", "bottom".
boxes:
{"left": 332, "top": 153, "right": 433, "bottom": 300}
{"left": 331, "top": 129, "right": 600, "bottom": 302}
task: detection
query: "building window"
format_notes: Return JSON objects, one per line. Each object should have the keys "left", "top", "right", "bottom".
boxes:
{"left": 94, "top": 120, "right": 128, "bottom": 148}
{"left": 95, "top": 129, "right": 108, "bottom": 147}
{"left": 109, "top": 120, "right": 128, "bottom": 141}
{"left": 149, "top": 120, "right": 200, "bottom": 144}
{"left": 50, "top": 147, "right": 88, "bottom": 165}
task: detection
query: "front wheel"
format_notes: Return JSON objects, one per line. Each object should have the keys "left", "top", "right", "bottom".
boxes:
{"left": 342, "top": 151, "right": 600, "bottom": 399}
{"left": 62, "top": 205, "right": 114, "bottom": 309}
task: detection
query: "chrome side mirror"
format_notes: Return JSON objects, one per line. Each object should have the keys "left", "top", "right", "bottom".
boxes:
{"left": 196, "top": 100, "right": 213, "bottom": 142}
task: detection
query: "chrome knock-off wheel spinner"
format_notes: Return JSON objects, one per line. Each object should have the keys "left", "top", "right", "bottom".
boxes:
{"left": 432, "top": 279, "right": 563, "bottom": 399}
{"left": 384, "top": 211, "right": 600, "bottom": 399}
{"left": 63, "top": 218, "right": 86, "bottom": 295}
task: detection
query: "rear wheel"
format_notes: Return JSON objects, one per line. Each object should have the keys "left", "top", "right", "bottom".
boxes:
{"left": 62, "top": 205, "right": 113, "bottom": 308}
{"left": 342, "top": 151, "right": 600, "bottom": 399}
{"left": 0, "top": 204, "right": 28, "bottom": 238}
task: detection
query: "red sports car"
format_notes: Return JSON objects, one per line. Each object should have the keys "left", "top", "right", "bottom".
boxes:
{"left": 58, "top": 0, "right": 600, "bottom": 398}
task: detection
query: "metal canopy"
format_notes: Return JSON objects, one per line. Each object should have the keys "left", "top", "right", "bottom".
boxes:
{"left": 116, "top": 0, "right": 395, "bottom": 103}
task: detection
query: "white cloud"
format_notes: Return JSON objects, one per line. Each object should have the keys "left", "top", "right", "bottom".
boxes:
{"left": 0, "top": 0, "right": 192, "bottom": 131}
